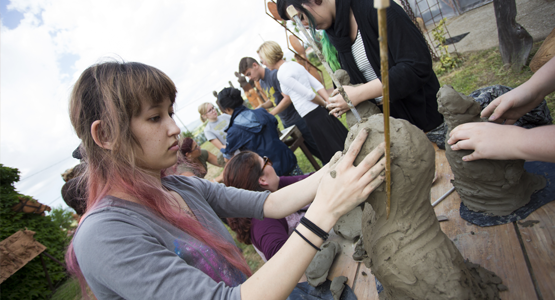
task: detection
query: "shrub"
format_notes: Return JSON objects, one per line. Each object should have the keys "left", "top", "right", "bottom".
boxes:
{"left": 0, "top": 164, "right": 72, "bottom": 300}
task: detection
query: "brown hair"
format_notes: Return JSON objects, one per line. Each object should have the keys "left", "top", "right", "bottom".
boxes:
{"left": 66, "top": 61, "right": 252, "bottom": 298}
{"left": 238, "top": 57, "right": 259, "bottom": 75}
{"left": 223, "top": 151, "right": 264, "bottom": 244}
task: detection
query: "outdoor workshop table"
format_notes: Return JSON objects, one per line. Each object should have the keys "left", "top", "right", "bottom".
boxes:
{"left": 322, "top": 145, "right": 554, "bottom": 300}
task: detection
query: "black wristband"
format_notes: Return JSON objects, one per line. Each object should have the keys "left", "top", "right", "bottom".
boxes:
{"left": 294, "top": 229, "right": 321, "bottom": 251}
{"left": 300, "top": 217, "right": 329, "bottom": 241}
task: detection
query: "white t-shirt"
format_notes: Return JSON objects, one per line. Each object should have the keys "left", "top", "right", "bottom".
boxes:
{"left": 204, "top": 114, "right": 230, "bottom": 146}
{"left": 277, "top": 62, "right": 324, "bottom": 117}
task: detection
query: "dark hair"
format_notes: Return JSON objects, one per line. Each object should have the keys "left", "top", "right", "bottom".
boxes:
{"left": 61, "top": 177, "right": 87, "bottom": 215}
{"left": 276, "top": 0, "right": 319, "bottom": 33}
{"left": 217, "top": 87, "right": 244, "bottom": 111}
{"left": 238, "top": 57, "right": 259, "bottom": 75}
{"left": 223, "top": 151, "right": 264, "bottom": 244}
{"left": 180, "top": 137, "right": 195, "bottom": 156}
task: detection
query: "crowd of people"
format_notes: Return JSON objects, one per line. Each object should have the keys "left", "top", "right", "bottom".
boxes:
{"left": 59, "top": 0, "right": 554, "bottom": 298}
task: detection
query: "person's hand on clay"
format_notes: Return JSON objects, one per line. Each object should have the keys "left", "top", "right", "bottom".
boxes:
{"left": 448, "top": 122, "right": 555, "bottom": 163}
{"left": 448, "top": 122, "right": 525, "bottom": 161}
{"left": 308, "top": 129, "right": 386, "bottom": 223}
{"left": 327, "top": 80, "right": 382, "bottom": 117}
{"left": 481, "top": 56, "right": 555, "bottom": 124}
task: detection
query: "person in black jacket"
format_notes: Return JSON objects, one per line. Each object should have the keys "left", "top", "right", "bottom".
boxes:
{"left": 277, "top": 0, "right": 444, "bottom": 134}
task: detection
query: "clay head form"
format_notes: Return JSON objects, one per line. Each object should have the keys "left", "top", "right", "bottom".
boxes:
{"left": 437, "top": 85, "right": 546, "bottom": 216}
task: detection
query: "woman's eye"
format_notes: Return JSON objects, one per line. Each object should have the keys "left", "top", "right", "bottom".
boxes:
{"left": 169, "top": 111, "right": 175, "bottom": 118}
{"left": 149, "top": 116, "right": 160, "bottom": 122}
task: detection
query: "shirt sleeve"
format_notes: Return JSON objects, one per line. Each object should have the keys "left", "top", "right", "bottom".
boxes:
{"left": 250, "top": 218, "right": 289, "bottom": 260}
{"left": 278, "top": 68, "right": 317, "bottom": 103}
{"left": 74, "top": 213, "right": 242, "bottom": 300}
{"left": 307, "top": 71, "right": 324, "bottom": 91}
{"left": 204, "top": 126, "right": 217, "bottom": 142}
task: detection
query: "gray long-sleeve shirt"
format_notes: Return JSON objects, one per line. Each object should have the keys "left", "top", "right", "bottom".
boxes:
{"left": 73, "top": 175, "right": 269, "bottom": 300}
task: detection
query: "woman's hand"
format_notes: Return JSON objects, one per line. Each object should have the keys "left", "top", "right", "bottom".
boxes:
{"left": 307, "top": 129, "right": 386, "bottom": 226}
{"left": 480, "top": 87, "right": 538, "bottom": 124}
{"left": 327, "top": 86, "right": 356, "bottom": 117}
{"left": 447, "top": 122, "right": 525, "bottom": 161}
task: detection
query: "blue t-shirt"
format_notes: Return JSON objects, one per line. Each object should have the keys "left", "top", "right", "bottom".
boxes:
{"left": 259, "top": 68, "right": 302, "bottom": 127}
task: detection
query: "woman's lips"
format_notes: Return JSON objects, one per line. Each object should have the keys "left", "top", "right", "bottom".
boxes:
{"left": 169, "top": 141, "right": 179, "bottom": 151}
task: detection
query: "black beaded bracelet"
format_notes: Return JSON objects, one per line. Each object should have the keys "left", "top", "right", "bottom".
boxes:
{"left": 294, "top": 229, "right": 321, "bottom": 251}
{"left": 300, "top": 217, "right": 329, "bottom": 241}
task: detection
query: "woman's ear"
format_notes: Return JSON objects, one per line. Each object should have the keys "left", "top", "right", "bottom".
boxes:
{"left": 258, "top": 175, "right": 269, "bottom": 188}
{"left": 91, "top": 120, "right": 113, "bottom": 150}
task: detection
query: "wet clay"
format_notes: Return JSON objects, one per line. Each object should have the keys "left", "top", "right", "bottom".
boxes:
{"left": 306, "top": 241, "right": 340, "bottom": 287}
{"left": 333, "top": 206, "right": 362, "bottom": 241}
{"left": 335, "top": 114, "right": 503, "bottom": 299}
{"left": 437, "top": 85, "right": 546, "bottom": 216}
{"left": 352, "top": 238, "right": 367, "bottom": 261}
{"left": 333, "top": 69, "right": 381, "bottom": 127}
{"left": 330, "top": 276, "right": 348, "bottom": 300}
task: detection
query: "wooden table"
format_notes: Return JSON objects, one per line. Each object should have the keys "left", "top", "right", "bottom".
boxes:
{"left": 280, "top": 125, "right": 320, "bottom": 171}
{"left": 324, "top": 145, "right": 554, "bottom": 300}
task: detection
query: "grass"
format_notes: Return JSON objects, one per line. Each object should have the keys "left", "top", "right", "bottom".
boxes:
{"left": 436, "top": 42, "right": 555, "bottom": 121}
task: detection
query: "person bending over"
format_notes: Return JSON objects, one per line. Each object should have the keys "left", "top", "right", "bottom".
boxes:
{"left": 224, "top": 151, "right": 312, "bottom": 261}
{"left": 217, "top": 87, "right": 301, "bottom": 176}
{"left": 277, "top": 0, "right": 444, "bottom": 134}
{"left": 258, "top": 41, "right": 349, "bottom": 164}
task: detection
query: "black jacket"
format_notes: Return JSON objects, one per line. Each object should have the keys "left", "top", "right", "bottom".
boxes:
{"left": 326, "top": 0, "right": 443, "bottom": 132}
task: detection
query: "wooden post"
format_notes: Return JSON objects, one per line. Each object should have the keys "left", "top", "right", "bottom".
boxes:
{"left": 493, "top": 0, "right": 533, "bottom": 71}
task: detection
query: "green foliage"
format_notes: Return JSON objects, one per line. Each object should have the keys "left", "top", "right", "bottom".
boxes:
{"left": 0, "top": 164, "right": 72, "bottom": 300}
{"left": 182, "top": 131, "right": 195, "bottom": 139}
{"left": 49, "top": 206, "right": 77, "bottom": 232}
{"left": 432, "top": 18, "right": 462, "bottom": 75}
{"left": 307, "top": 52, "right": 322, "bottom": 68}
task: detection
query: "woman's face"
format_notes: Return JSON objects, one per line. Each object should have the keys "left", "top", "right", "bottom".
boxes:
{"left": 130, "top": 97, "right": 181, "bottom": 175}
{"left": 188, "top": 141, "right": 202, "bottom": 159}
{"left": 204, "top": 104, "right": 218, "bottom": 121}
{"left": 297, "top": 0, "right": 334, "bottom": 30}
{"left": 258, "top": 155, "right": 280, "bottom": 192}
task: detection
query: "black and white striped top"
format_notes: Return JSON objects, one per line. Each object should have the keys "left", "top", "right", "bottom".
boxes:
{"left": 351, "top": 30, "right": 383, "bottom": 103}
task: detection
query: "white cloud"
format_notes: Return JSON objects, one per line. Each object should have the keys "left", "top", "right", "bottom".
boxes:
{"left": 1, "top": 0, "right": 300, "bottom": 211}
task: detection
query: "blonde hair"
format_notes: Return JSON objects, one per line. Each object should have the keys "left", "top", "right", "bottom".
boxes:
{"left": 198, "top": 102, "right": 218, "bottom": 122}
{"left": 257, "top": 41, "right": 283, "bottom": 67}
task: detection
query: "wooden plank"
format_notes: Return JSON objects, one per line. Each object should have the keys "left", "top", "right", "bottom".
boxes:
{"left": 326, "top": 230, "right": 359, "bottom": 288}
{"left": 352, "top": 263, "right": 379, "bottom": 300}
{"left": 431, "top": 145, "right": 538, "bottom": 300}
{"left": 516, "top": 201, "right": 555, "bottom": 300}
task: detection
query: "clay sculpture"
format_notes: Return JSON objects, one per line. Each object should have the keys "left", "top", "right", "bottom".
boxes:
{"left": 437, "top": 85, "right": 546, "bottom": 216}
{"left": 305, "top": 241, "right": 340, "bottom": 287}
{"left": 335, "top": 114, "right": 504, "bottom": 299}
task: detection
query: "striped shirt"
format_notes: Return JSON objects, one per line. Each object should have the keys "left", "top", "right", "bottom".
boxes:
{"left": 351, "top": 30, "right": 383, "bottom": 103}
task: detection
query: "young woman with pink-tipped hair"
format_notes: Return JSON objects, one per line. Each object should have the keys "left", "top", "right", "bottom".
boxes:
{"left": 65, "top": 60, "right": 385, "bottom": 300}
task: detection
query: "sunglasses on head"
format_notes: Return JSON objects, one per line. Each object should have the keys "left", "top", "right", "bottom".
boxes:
{"left": 261, "top": 156, "right": 273, "bottom": 172}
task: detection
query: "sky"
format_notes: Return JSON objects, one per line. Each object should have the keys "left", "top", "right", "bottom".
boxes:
{"left": 0, "top": 0, "right": 301, "bottom": 211}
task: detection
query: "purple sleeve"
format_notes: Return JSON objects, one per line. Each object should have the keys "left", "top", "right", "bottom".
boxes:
{"left": 250, "top": 218, "right": 289, "bottom": 260}
{"left": 277, "top": 173, "right": 313, "bottom": 190}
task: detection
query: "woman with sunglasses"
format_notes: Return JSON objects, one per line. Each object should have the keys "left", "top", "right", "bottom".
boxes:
{"left": 223, "top": 151, "right": 313, "bottom": 261}
{"left": 162, "top": 137, "right": 225, "bottom": 183}
{"left": 199, "top": 102, "right": 230, "bottom": 151}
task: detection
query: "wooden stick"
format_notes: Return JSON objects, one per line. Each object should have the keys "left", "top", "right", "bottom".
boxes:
{"left": 375, "top": 0, "right": 392, "bottom": 219}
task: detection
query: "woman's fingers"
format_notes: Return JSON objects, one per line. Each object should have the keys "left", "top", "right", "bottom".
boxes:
{"left": 340, "top": 129, "right": 370, "bottom": 167}
{"left": 362, "top": 175, "right": 385, "bottom": 198}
